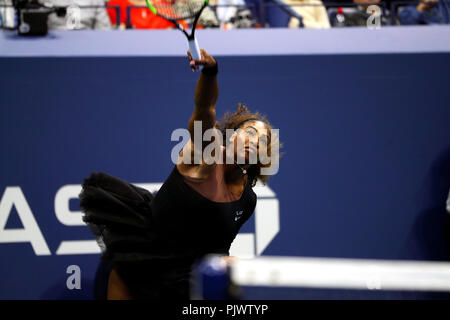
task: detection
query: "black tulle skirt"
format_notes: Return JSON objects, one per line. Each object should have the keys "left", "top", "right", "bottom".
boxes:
{"left": 79, "top": 172, "right": 194, "bottom": 300}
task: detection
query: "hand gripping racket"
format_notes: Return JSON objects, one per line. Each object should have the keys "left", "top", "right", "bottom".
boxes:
{"left": 145, "top": 0, "right": 209, "bottom": 63}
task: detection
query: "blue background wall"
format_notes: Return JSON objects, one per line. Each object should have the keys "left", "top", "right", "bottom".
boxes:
{"left": 1, "top": 30, "right": 450, "bottom": 299}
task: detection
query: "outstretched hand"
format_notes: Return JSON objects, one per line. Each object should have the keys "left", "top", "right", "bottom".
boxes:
{"left": 187, "top": 49, "right": 217, "bottom": 72}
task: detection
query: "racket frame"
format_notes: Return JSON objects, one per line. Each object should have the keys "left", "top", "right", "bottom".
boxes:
{"left": 145, "top": 0, "right": 209, "bottom": 61}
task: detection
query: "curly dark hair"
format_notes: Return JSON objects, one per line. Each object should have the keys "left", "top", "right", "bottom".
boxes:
{"left": 217, "top": 103, "right": 280, "bottom": 187}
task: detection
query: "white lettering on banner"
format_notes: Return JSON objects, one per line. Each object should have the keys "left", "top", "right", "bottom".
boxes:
{"left": 55, "top": 185, "right": 84, "bottom": 226}
{"left": 56, "top": 240, "right": 101, "bottom": 255}
{"left": 229, "top": 181, "right": 280, "bottom": 258}
{"left": 66, "top": 265, "right": 81, "bottom": 290}
{"left": 55, "top": 183, "right": 163, "bottom": 255}
{"left": 1, "top": 183, "right": 280, "bottom": 257}
{"left": 0, "top": 187, "right": 51, "bottom": 255}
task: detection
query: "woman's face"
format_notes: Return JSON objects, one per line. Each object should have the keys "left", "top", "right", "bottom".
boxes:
{"left": 232, "top": 120, "right": 270, "bottom": 165}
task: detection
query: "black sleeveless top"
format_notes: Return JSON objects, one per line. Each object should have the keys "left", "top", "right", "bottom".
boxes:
{"left": 80, "top": 165, "right": 257, "bottom": 300}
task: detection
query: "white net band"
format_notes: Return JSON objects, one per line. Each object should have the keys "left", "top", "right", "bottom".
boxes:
{"left": 230, "top": 256, "right": 450, "bottom": 292}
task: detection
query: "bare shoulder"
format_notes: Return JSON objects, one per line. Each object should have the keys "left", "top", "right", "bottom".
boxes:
{"left": 176, "top": 162, "right": 216, "bottom": 181}
{"left": 176, "top": 144, "right": 225, "bottom": 181}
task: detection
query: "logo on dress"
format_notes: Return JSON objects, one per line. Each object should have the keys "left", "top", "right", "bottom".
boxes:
{"left": 234, "top": 210, "right": 243, "bottom": 221}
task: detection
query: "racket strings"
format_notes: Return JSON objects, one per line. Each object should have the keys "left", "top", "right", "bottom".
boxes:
{"left": 150, "top": 0, "right": 205, "bottom": 20}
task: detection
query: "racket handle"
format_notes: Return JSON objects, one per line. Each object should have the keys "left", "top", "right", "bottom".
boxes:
{"left": 188, "top": 38, "right": 203, "bottom": 71}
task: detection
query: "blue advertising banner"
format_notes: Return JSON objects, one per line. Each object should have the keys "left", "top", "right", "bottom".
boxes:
{"left": 1, "top": 28, "right": 450, "bottom": 299}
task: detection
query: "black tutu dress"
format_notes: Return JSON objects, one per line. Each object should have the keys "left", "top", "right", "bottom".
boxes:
{"left": 79, "top": 166, "right": 257, "bottom": 300}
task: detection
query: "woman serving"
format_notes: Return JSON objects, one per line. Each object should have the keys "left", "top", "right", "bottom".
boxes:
{"left": 80, "top": 49, "right": 278, "bottom": 300}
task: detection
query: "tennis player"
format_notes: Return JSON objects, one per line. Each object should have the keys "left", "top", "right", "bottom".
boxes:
{"left": 80, "top": 49, "right": 278, "bottom": 300}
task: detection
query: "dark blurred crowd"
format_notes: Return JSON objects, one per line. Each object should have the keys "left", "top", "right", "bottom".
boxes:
{"left": 281, "top": 0, "right": 450, "bottom": 28}
{"left": 0, "top": 0, "right": 449, "bottom": 30}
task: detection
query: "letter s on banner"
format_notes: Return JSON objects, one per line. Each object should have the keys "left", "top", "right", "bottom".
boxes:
{"left": 55, "top": 185, "right": 84, "bottom": 226}
{"left": 55, "top": 184, "right": 102, "bottom": 255}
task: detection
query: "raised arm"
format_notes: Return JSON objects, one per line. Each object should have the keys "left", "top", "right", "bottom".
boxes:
{"left": 187, "top": 49, "right": 219, "bottom": 138}
{"left": 177, "top": 49, "right": 221, "bottom": 173}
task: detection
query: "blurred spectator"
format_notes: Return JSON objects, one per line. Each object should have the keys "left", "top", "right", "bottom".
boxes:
{"left": 281, "top": 0, "right": 330, "bottom": 28}
{"left": 45, "top": 0, "right": 111, "bottom": 30}
{"left": 216, "top": 0, "right": 257, "bottom": 28}
{"left": 329, "top": 0, "right": 388, "bottom": 27}
{"left": 106, "top": 0, "right": 218, "bottom": 29}
{"left": 175, "top": 0, "right": 219, "bottom": 27}
{"left": 107, "top": 0, "right": 219, "bottom": 29}
{"left": 447, "top": 189, "right": 450, "bottom": 215}
{"left": 106, "top": 0, "right": 175, "bottom": 29}
{"left": 0, "top": 0, "right": 15, "bottom": 28}
{"left": 227, "top": 7, "right": 256, "bottom": 27}
{"left": 447, "top": 188, "right": 450, "bottom": 256}
{"left": 398, "top": 0, "right": 450, "bottom": 25}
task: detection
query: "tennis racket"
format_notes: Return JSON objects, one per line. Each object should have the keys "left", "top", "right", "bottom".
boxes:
{"left": 145, "top": 0, "right": 209, "bottom": 63}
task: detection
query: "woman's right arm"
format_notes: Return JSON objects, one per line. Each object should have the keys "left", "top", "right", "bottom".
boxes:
{"left": 188, "top": 49, "right": 219, "bottom": 143}
{"left": 178, "top": 50, "right": 220, "bottom": 175}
